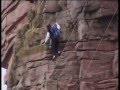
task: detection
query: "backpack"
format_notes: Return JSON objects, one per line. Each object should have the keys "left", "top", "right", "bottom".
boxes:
{"left": 51, "top": 24, "right": 60, "bottom": 39}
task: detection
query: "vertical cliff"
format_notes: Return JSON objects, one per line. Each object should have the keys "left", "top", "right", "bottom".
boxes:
{"left": 1, "top": 0, "right": 118, "bottom": 90}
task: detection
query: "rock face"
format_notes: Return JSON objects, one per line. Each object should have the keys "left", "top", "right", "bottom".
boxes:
{"left": 1, "top": 0, "right": 118, "bottom": 90}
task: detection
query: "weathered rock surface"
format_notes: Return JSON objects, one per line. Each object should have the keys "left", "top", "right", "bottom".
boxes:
{"left": 1, "top": 0, "right": 118, "bottom": 90}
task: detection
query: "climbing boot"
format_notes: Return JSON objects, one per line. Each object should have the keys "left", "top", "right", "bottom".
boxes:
{"left": 58, "top": 51, "right": 61, "bottom": 56}
{"left": 52, "top": 55, "right": 56, "bottom": 59}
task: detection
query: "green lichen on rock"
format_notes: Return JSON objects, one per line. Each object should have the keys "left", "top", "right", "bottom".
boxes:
{"left": 14, "top": 19, "right": 48, "bottom": 58}
{"left": 17, "top": 24, "right": 30, "bottom": 38}
{"left": 16, "top": 44, "right": 48, "bottom": 58}
{"left": 37, "top": 0, "right": 46, "bottom": 14}
{"left": 8, "top": 56, "right": 19, "bottom": 88}
{"left": 29, "top": 14, "right": 44, "bottom": 28}
{"left": 24, "top": 27, "right": 46, "bottom": 44}
{"left": 8, "top": 73, "right": 19, "bottom": 87}
{"left": 28, "top": 9, "right": 36, "bottom": 22}
{"left": 24, "top": 29, "right": 40, "bottom": 43}
{"left": 14, "top": 24, "right": 30, "bottom": 54}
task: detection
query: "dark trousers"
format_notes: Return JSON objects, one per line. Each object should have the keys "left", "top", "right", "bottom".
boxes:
{"left": 51, "top": 38, "right": 59, "bottom": 55}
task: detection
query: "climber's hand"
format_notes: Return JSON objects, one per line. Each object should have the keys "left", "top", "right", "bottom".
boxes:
{"left": 41, "top": 41, "right": 45, "bottom": 44}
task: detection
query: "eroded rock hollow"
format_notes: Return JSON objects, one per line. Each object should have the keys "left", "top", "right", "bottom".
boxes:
{"left": 1, "top": 0, "right": 118, "bottom": 90}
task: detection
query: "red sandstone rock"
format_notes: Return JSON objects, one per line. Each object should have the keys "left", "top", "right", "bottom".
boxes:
{"left": 80, "top": 81, "right": 95, "bottom": 90}
{"left": 112, "top": 50, "right": 118, "bottom": 78}
{"left": 1, "top": 1, "right": 33, "bottom": 68}
{"left": 77, "top": 51, "right": 114, "bottom": 60}
{"left": 96, "top": 79, "right": 118, "bottom": 89}
{"left": 80, "top": 58, "right": 113, "bottom": 82}
{"left": 43, "top": 1, "right": 62, "bottom": 13}
{"left": 1, "top": 1, "right": 118, "bottom": 90}
{"left": 1, "top": 1, "right": 13, "bottom": 11}
{"left": 76, "top": 40, "right": 118, "bottom": 51}
{"left": 58, "top": 0, "right": 67, "bottom": 10}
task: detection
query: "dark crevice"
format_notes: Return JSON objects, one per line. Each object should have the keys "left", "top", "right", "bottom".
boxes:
{"left": 2, "top": 0, "right": 15, "bottom": 14}
{"left": 2, "top": 45, "right": 13, "bottom": 69}
{"left": 5, "top": 12, "right": 28, "bottom": 35}
{"left": 26, "top": 0, "right": 38, "bottom": 3}
{"left": 5, "top": 0, "right": 20, "bottom": 15}
{"left": 2, "top": 25, "right": 7, "bottom": 31}
{"left": 2, "top": 0, "right": 20, "bottom": 22}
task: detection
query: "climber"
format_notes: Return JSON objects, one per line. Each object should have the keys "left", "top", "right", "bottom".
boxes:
{"left": 44, "top": 20, "right": 61, "bottom": 59}
{"left": 44, "top": 24, "right": 52, "bottom": 46}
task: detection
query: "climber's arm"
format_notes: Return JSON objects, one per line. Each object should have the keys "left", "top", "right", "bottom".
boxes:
{"left": 44, "top": 32, "right": 50, "bottom": 44}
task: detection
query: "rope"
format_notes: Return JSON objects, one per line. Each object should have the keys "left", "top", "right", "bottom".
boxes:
{"left": 51, "top": 1, "right": 87, "bottom": 76}
{"left": 54, "top": 1, "right": 117, "bottom": 90}
{"left": 52, "top": 1, "right": 87, "bottom": 89}
{"left": 76, "top": 4, "right": 118, "bottom": 90}
{"left": 41, "top": 0, "right": 117, "bottom": 90}
{"left": 55, "top": 1, "right": 87, "bottom": 63}
{"left": 81, "top": 5, "right": 118, "bottom": 81}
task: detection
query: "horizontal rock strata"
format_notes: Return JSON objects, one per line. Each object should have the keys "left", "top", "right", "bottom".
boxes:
{"left": 1, "top": 0, "right": 118, "bottom": 90}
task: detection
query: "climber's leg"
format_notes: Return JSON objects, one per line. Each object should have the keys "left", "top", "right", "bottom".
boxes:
{"left": 55, "top": 39, "right": 60, "bottom": 55}
{"left": 49, "top": 39, "right": 52, "bottom": 49}
{"left": 51, "top": 38, "right": 60, "bottom": 59}
{"left": 51, "top": 40, "right": 56, "bottom": 59}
